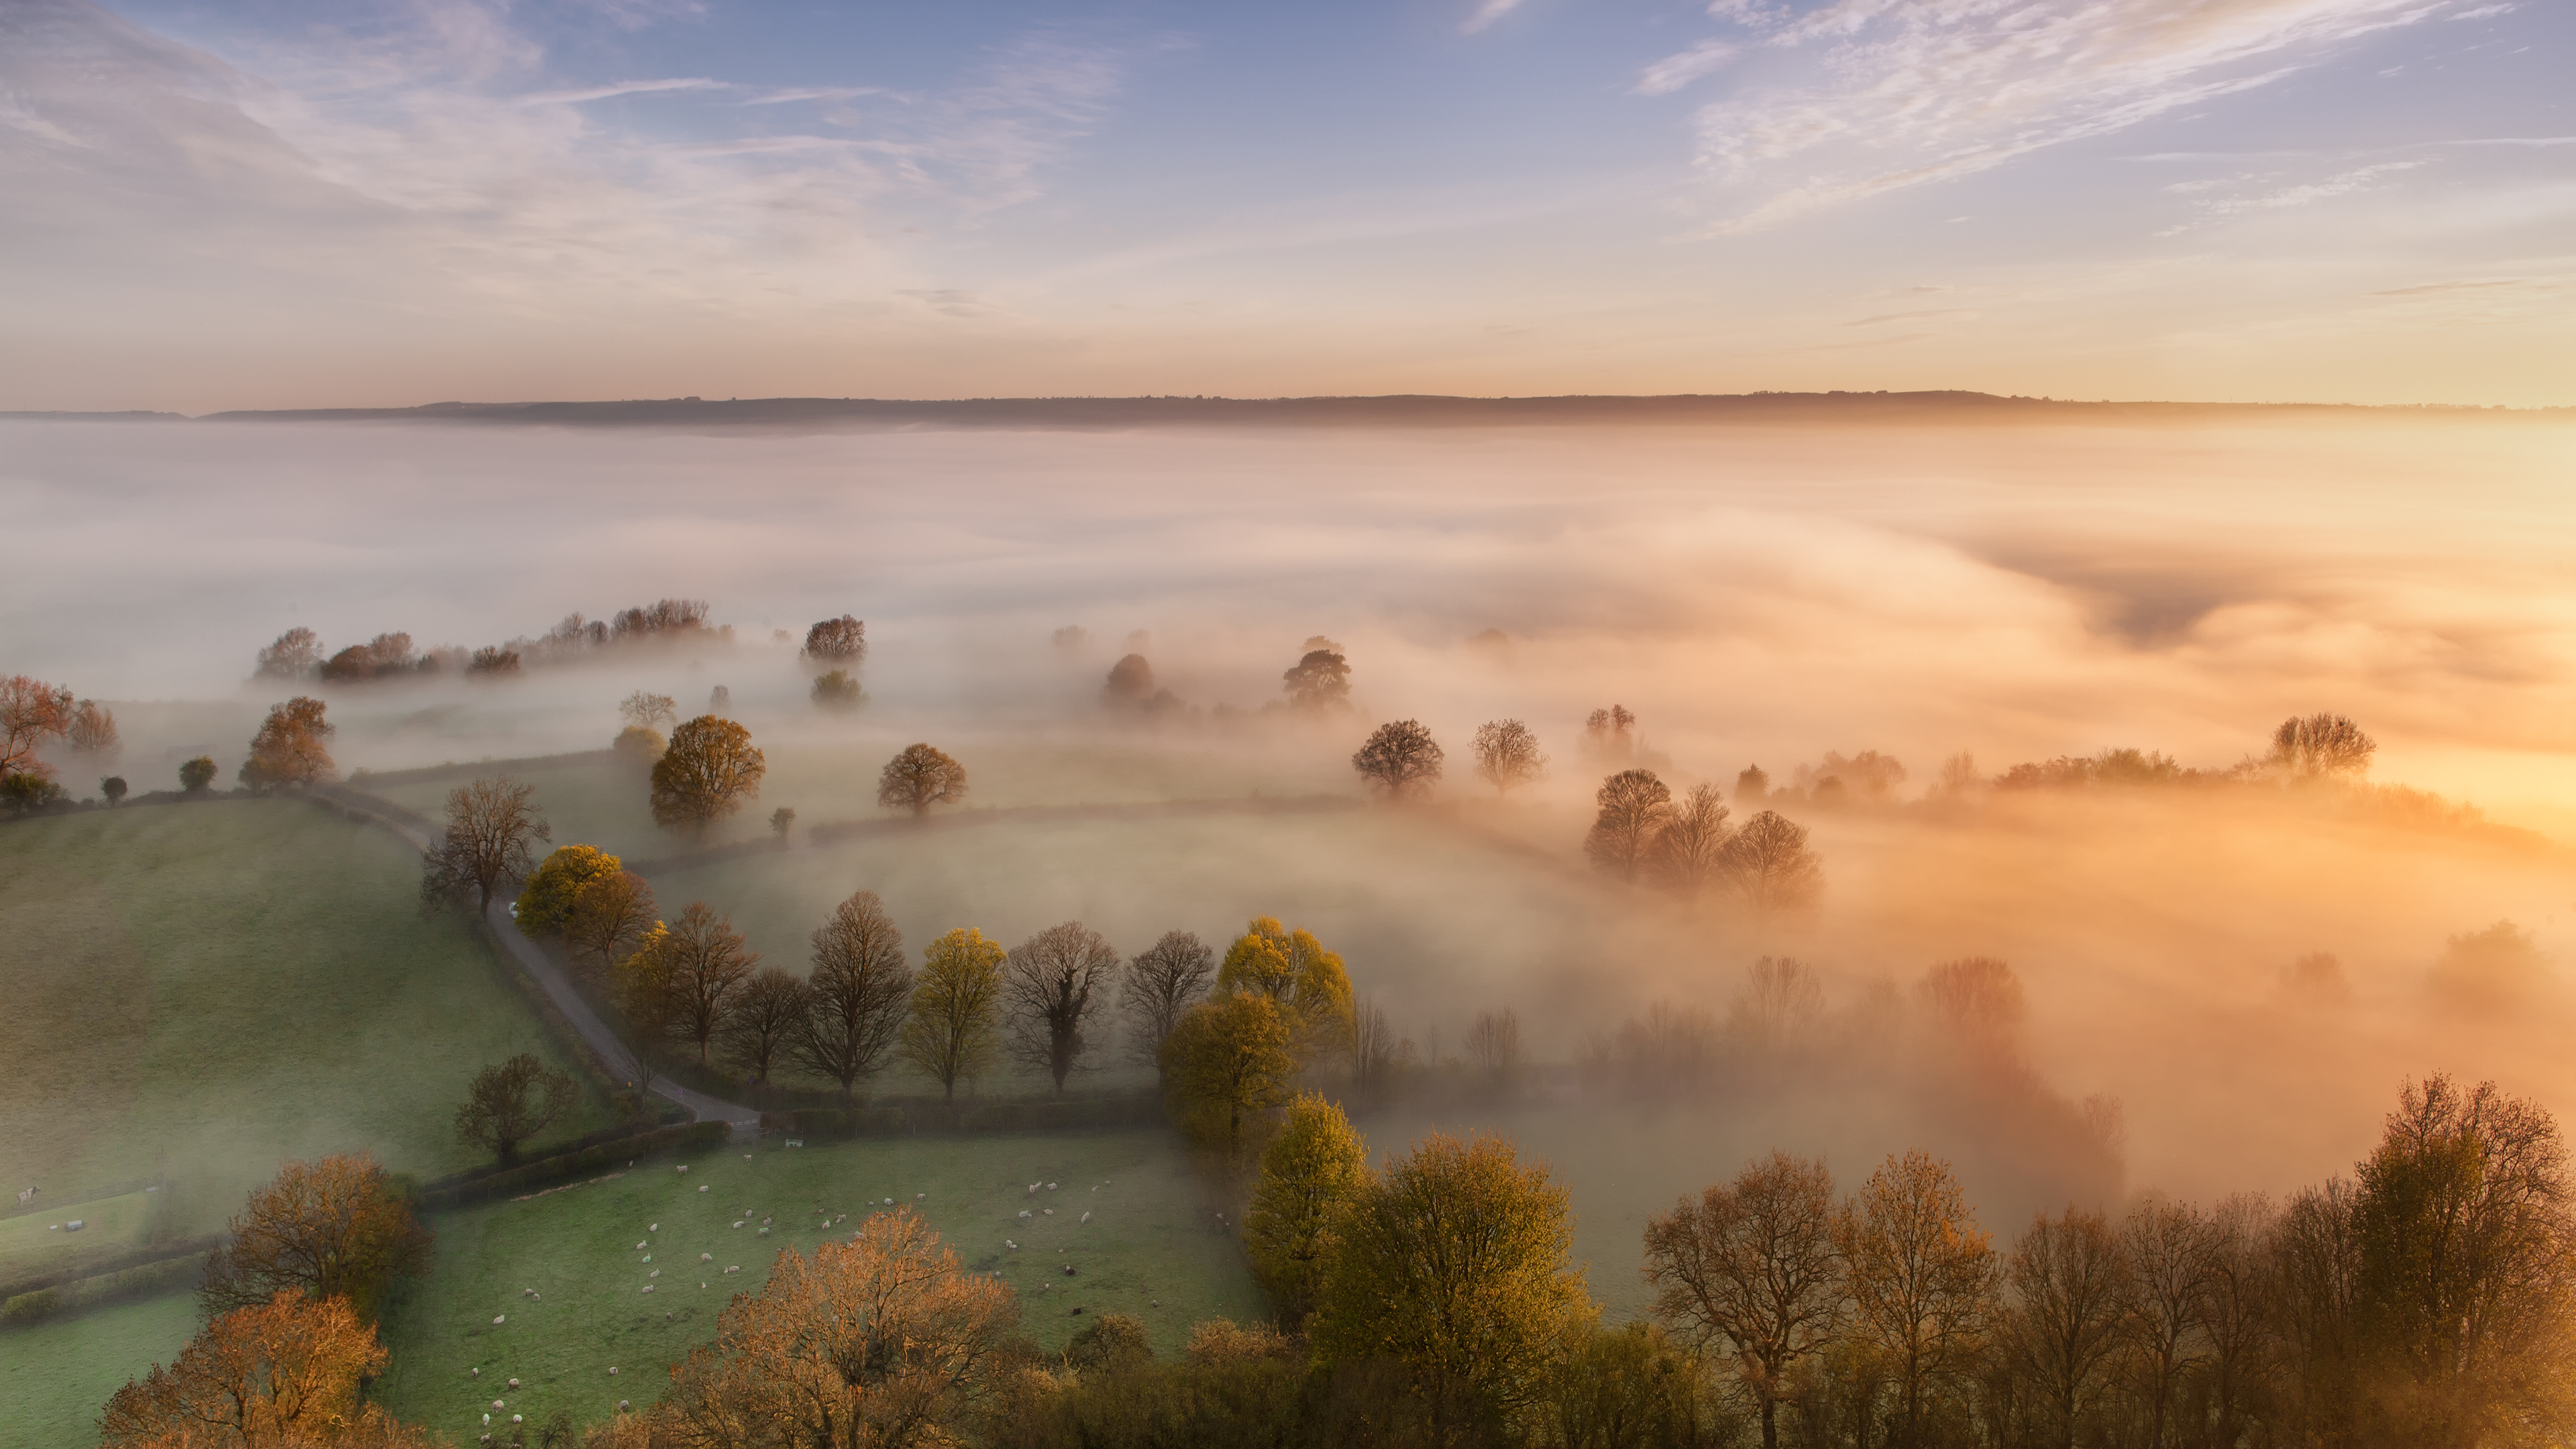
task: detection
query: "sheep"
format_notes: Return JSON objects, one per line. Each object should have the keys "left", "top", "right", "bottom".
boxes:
{"left": 635, "top": 1241, "right": 648, "bottom": 1250}
{"left": 492, "top": 1401, "right": 505, "bottom": 1411}
{"left": 732, "top": 1220, "right": 744, "bottom": 1228}
{"left": 609, "top": 1367, "right": 620, "bottom": 1377}
{"left": 1042, "top": 1209, "right": 1054, "bottom": 1217}
{"left": 701, "top": 1252, "right": 712, "bottom": 1260}
{"left": 698, "top": 1185, "right": 709, "bottom": 1192}
{"left": 677, "top": 1165, "right": 689, "bottom": 1175}
{"left": 649, "top": 1269, "right": 661, "bottom": 1279}
{"left": 1019, "top": 1210, "right": 1032, "bottom": 1219}
{"left": 642, "top": 1285, "right": 655, "bottom": 1293}
{"left": 507, "top": 1379, "right": 520, "bottom": 1389}
{"left": 1080, "top": 1212, "right": 1091, "bottom": 1224}
{"left": 492, "top": 1315, "right": 506, "bottom": 1325}
{"left": 649, "top": 1223, "right": 659, "bottom": 1232}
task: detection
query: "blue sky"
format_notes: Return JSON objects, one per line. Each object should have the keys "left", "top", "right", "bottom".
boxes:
{"left": 1, "top": 0, "right": 2568, "bottom": 407}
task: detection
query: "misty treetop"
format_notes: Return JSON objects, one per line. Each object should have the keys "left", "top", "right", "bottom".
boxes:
{"left": 248, "top": 598, "right": 731, "bottom": 688}
{"left": 648, "top": 714, "right": 765, "bottom": 837}
{"left": 1280, "top": 637, "right": 1351, "bottom": 711}
{"left": 879, "top": 741, "right": 968, "bottom": 817}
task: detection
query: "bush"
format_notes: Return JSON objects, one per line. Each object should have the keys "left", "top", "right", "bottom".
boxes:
{"left": 178, "top": 756, "right": 217, "bottom": 792}
{"left": 0, "top": 1287, "right": 60, "bottom": 1325}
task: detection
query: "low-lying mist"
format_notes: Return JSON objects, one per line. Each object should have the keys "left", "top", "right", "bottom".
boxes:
{"left": 9, "top": 410, "right": 2575, "bottom": 1300}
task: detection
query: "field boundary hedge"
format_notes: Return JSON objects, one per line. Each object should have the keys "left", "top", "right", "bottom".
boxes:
{"left": 760, "top": 1093, "right": 1165, "bottom": 1140}
{"left": 346, "top": 751, "right": 617, "bottom": 789}
{"left": 0, "top": 1234, "right": 223, "bottom": 1328}
{"left": 413, "top": 1121, "right": 731, "bottom": 1213}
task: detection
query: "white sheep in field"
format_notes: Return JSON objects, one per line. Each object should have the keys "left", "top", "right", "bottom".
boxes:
{"left": 1080, "top": 1212, "right": 1091, "bottom": 1224}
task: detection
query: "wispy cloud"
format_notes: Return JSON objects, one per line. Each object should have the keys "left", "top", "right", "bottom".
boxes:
{"left": 1462, "top": 0, "right": 1530, "bottom": 35}
{"left": 1634, "top": 41, "right": 1737, "bottom": 97}
{"left": 517, "top": 77, "right": 720, "bottom": 105}
{"left": 1658, "top": 0, "right": 2475, "bottom": 232}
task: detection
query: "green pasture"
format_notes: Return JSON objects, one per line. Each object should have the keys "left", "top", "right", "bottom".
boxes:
{"left": 372, "top": 1128, "right": 1260, "bottom": 1439}
{"left": 0, "top": 799, "right": 615, "bottom": 1254}
{"left": 0, "top": 1292, "right": 200, "bottom": 1449}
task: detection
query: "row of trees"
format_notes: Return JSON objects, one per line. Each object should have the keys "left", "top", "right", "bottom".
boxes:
{"left": 252, "top": 601, "right": 726, "bottom": 686}
{"left": 1, "top": 674, "right": 119, "bottom": 812}
{"left": 1586, "top": 771, "right": 1823, "bottom": 908}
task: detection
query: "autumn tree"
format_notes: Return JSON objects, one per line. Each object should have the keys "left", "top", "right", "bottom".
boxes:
{"left": 612, "top": 724, "right": 666, "bottom": 772}
{"left": 1002, "top": 920, "right": 1120, "bottom": 1093}
{"left": 564, "top": 869, "right": 657, "bottom": 966}
{"left": 722, "top": 968, "right": 811, "bottom": 1086}
{"left": 515, "top": 844, "right": 621, "bottom": 936}
{"left": 900, "top": 928, "right": 1005, "bottom": 1102}
{"left": 1352, "top": 718, "right": 1444, "bottom": 799}
{"left": 654, "top": 902, "right": 759, "bottom": 1069}
{"left": 1472, "top": 718, "right": 1548, "bottom": 797}
{"left": 179, "top": 755, "right": 218, "bottom": 792}
{"left": 239, "top": 697, "right": 335, "bottom": 790}
{"left": 613, "top": 926, "right": 682, "bottom": 1102}
{"left": 2121, "top": 1197, "right": 2218, "bottom": 1449}
{"left": 101, "top": 1291, "right": 433, "bottom": 1449}
{"left": 2006, "top": 1207, "right": 2131, "bottom": 1449}
{"left": 796, "top": 890, "right": 915, "bottom": 1101}
{"left": 1216, "top": 916, "right": 1356, "bottom": 1061}
{"left": 1281, "top": 638, "right": 1352, "bottom": 710}
{"left": 1654, "top": 783, "right": 1733, "bottom": 897}
{"left": 1121, "top": 930, "right": 1215, "bottom": 1083}
{"left": 662, "top": 1208, "right": 1016, "bottom": 1449}
{"left": 650, "top": 715, "right": 766, "bottom": 837}
{"left": 2268, "top": 712, "right": 2376, "bottom": 780}
{"left": 453, "top": 1053, "right": 577, "bottom": 1166}
{"left": 1312, "top": 1132, "right": 1595, "bottom": 1444}
{"left": 1160, "top": 992, "right": 1297, "bottom": 1162}
{"left": 620, "top": 691, "right": 678, "bottom": 731}
{"left": 68, "top": 698, "right": 120, "bottom": 759}
{"left": 1837, "top": 1150, "right": 1998, "bottom": 1446}
{"left": 1645, "top": 1152, "right": 1843, "bottom": 1449}
{"left": 1, "top": 674, "right": 75, "bottom": 780}
{"left": 1585, "top": 768, "right": 1672, "bottom": 880}
{"left": 812, "top": 669, "right": 864, "bottom": 712}
{"left": 1244, "top": 1091, "right": 1371, "bottom": 1328}
{"left": 198, "top": 1153, "right": 431, "bottom": 1324}
{"left": 877, "top": 742, "right": 968, "bottom": 817}
{"left": 1102, "top": 653, "right": 1160, "bottom": 709}
{"left": 255, "top": 627, "right": 326, "bottom": 680}
{"left": 2351, "top": 1073, "right": 2576, "bottom": 1446}
{"left": 801, "top": 614, "right": 867, "bottom": 667}
{"left": 419, "top": 775, "right": 549, "bottom": 915}
{"left": 1725, "top": 810, "right": 1823, "bottom": 910}
{"left": 102, "top": 775, "right": 129, "bottom": 806}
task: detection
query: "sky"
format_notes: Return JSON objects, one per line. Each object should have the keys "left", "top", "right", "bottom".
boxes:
{"left": 1, "top": 0, "right": 2569, "bottom": 410}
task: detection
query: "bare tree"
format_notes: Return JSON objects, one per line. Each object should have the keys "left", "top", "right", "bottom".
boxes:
{"left": 1122, "top": 930, "right": 1216, "bottom": 1082}
{"left": 1723, "top": 810, "right": 1821, "bottom": 910}
{"left": 1352, "top": 998, "right": 1400, "bottom": 1100}
{"left": 418, "top": 776, "right": 549, "bottom": 915}
{"left": 1352, "top": 718, "right": 1444, "bottom": 799}
{"left": 1585, "top": 768, "right": 1672, "bottom": 880}
{"left": 877, "top": 742, "right": 968, "bottom": 817}
{"left": 2006, "top": 1208, "right": 2133, "bottom": 1449}
{"left": 1654, "top": 783, "right": 1733, "bottom": 896}
{"left": 1004, "top": 921, "right": 1120, "bottom": 1093}
{"left": 2198, "top": 1195, "right": 2283, "bottom": 1447}
{"left": 655, "top": 903, "right": 758, "bottom": 1068}
{"left": 453, "top": 1054, "right": 577, "bottom": 1165}
{"left": 1464, "top": 1007, "right": 1523, "bottom": 1081}
{"left": 1839, "top": 1150, "right": 1998, "bottom": 1446}
{"left": 796, "top": 890, "right": 914, "bottom": 1100}
{"left": 2123, "top": 1197, "right": 2217, "bottom": 1449}
{"left": 2267, "top": 713, "right": 2375, "bottom": 780}
{"left": 1472, "top": 719, "right": 1549, "bottom": 797}
{"left": 1646, "top": 1152, "right": 1844, "bottom": 1449}
{"left": 67, "top": 699, "right": 120, "bottom": 760}
{"left": 255, "top": 627, "right": 325, "bottom": 680}
{"left": 1584, "top": 704, "right": 1638, "bottom": 763}
{"left": 620, "top": 692, "right": 678, "bottom": 731}
{"left": 801, "top": 614, "right": 866, "bottom": 667}
{"left": 1729, "top": 956, "right": 1823, "bottom": 1049}
{"left": 721, "top": 968, "right": 811, "bottom": 1086}
{"left": 1281, "top": 639, "right": 1351, "bottom": 710}
{"left": 1918, "top": 956, "right": 2027, "bottom": 1053}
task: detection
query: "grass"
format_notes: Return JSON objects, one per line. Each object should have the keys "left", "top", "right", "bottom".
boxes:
{"left": 0, "top": 1292, "right": 200, "bottom": 1449}
{"left": 0, "top": 799, "right": 617, "bottom": 1256}
{"left": 371, "top": 1128, "right": 1260, "bottom": 1440}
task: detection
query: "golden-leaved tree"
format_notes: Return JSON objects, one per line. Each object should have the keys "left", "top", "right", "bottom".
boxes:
{"left": 1242, "top": 1091, "right": 1371, "bottom": 1328}
{"left": 900, "top": 928, "right": 1005, "bottom": 1103}
{"left": 650, "top": 715, "right": 766, "bottom": 837}
{"left": 197, "top": 1155, "right": 431, "bottom": 1325}
{"left": 102, "top": 1290, "right": 435, "bottom": 1448}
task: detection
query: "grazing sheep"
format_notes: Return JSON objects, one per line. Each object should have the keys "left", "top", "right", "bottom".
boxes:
{"left": 635, "top": 1241, "right": 647, "bottom": 1250}
{"left": 732, "top": 1221, "right": 744, "bottom": 1228}
{"left": 492, "top": 1401, "right": 504, "bottom": 1411}
{"left": 609, "top": 1368, "right": 619, "bottom": 1377}
{"left": 677, "top": 1165, "right": 689, "bottom": 1175}
{"left": 701, "top": 1252, "right": 712, "bottom": 1260}
{"left": 649, "top": 1224, "right": 658, "bottom": 1232}
{"left": 1042, "top": 1209, "right": 1054, "bottom": 1217}
{"left": 649, "top": 1270, "right": 661, "bottom": 1279}
{"left": 642, "top": 1285, "right": 655, "bottom": 1293}
{"left": 698, "top": 1185, "right": 709, "bottom": 1192}
{"left": 507, "top": 1379, "right": 519, "bottom": 1389}
{"left": 492, "top": 1316, "right": 506, "bottom": 1325}
{"left": 1018, "top": 1210, "right": 1031, "bottom": 1219}
{"left": 1080, "top": 1212, "right": 1091, "bottom": 1224}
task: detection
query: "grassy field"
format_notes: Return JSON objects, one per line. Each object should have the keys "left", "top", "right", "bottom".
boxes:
{"left": 0, "top": 798, "right": 616, "bottom": 1252}
{"left": 0, "top": 1292, "right": 201, "bottom": 1449}
{"left": 372, "top": 1128, "right": 1260, "bottom": 1440}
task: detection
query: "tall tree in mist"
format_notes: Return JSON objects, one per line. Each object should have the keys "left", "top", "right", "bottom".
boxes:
{"left": 1244, "top": 1091, "right": 1371, "bottom": 1329}
{"left": 0, "top": 674, "right": 73, "bottom": 781}
{"left": 1003, "top": 920, "right": 1120, "bottom": 1093}
{"left": 2005, "top": 1208, "right": 2131, "bottom": 1449}
{"left": 1465, "top": 1008, "right": 1523, "bottom": 1083}
{"left": 654, "top": 903, "right": 759, "bottom": 1069}
{"left": 1654, "top": 783, "right": 1733, "bottom": 896}
{"left": 1838, "top": 1150, "right": 1998, "bottom": 1446}
{"left": 453, "top": 1053, "right": 576, "bottom": 1166}
{"left": 198, "top": 1153, "right": 430, "bottom": 1324}
{"left": 796, "top": 890, "right": 914, "bottom": 1101}
{"left": 565, "top": 868, "right": 657, "bottom": 965}
{"left": 901, "top": 928, "right": 1006, "bottom": 1103}
{"left": 1734, "top": 765, "right": 1771, "bottom": 805}
{"left": 613, "top": 924, "right": 682, "bottom": 1102}
{"left": 102, "top": 1291, "right": 433, "bottom": 1449}
{"left": 1281, "top": 638, "right": 1352, "bottom": 710}
{"left": 2267, "top": 713, "right": 2376, "bottom": 781}
{"left": 877, "top": 742, "right": 969, "bottom": 818}
{"left": 1352, "top": 718, "right": 1444, "bottom": 799}
{"left": 650, "top": 715, "right": 766, "bottom": 837}
{"left": 1644, "top": 1152, "right": 1842, "bottom": 1449}
{"left": 419, "top": 775, "right": 549, "bottom": 915}
{"left": 1160, "top": 992, "right": 1295, "bottom": 1161}
{"left": 1217, "top": 916, "right": 1356, "bottom": 1061}
{"left": 2350, "top": 1073, "right": 2576, "bottom": 1446}
{"left": 1472, "top": 718, "right": 1548, "bottom": 797}
{"left": 1311, "top": 1132, "right": 1592, "bottom": 1444}
{"left": 1729, "top": 957, "right": 1824, "bottom": 1051}
{"left": 1723, "top": 810, "right": 1822, "bottom": 910}
{"left": 1917, "top": 957, "right": 2027, "bottom": 1057}
{"left": 254, "top": 627, "right": 325, "bottom": 680}
{"left": 800, "top": 614, "right": 866, "bottom": 669}
{"left": 179, "top": 755, "right": 217, "bottom": 792}
{"left": 2122, "top": 1197, "right": 2220, "bottom": 1449}
{"left": 1585, "top": 768, "right": 1672, "bottom": 880}
{"left": 1351, "top": 999, "right": 1401, "bottom": 1101}
{"left": 1121, "top": 930, "right": 1215, "bottom": 1084}
{"left": 239, "top": 696, "right": 335, "bottom": 790}
{"left": 67, "top": 698, "right": 119, "bottom": 760}
{"left": 722, "top": 967, "right": 810, "bottom": 1086}
{"left": 620, "top": 691, "right": 678, "bottom": 731}
{"left": 1584, "top": 705, "right": 1638, "bottom": 764}
{"left": 812, "top": 669, "right": 865, "bottom": 712}
{"left": 661, "top": 1210, "right": 1016, "bottom": 1449}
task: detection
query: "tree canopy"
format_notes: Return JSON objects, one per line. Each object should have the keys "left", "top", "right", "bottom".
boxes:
{"left": 1472, "top": 718, "right": 1549, "bottom": 796}
{"left": 901, "top": 927, "right": 1005, "bottom": 1102}
{"left": 239, "top": 696, "right": 335, "bottom": 790}
{"left": 878, "top": 742, "right": 969, "bottom": 816}
{"left": 1352, "top": 718, "right": 1444, "bottom": 799}
{"left": 650, "top": 715, "right": 766, "bottom": 836}
{"left": 198, "top": 1153, "right": 431, "bottom": 1325}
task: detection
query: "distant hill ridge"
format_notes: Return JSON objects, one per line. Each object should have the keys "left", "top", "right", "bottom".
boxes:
{"left": 2, "top": 391, "right": 2561, "bottom": 429}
